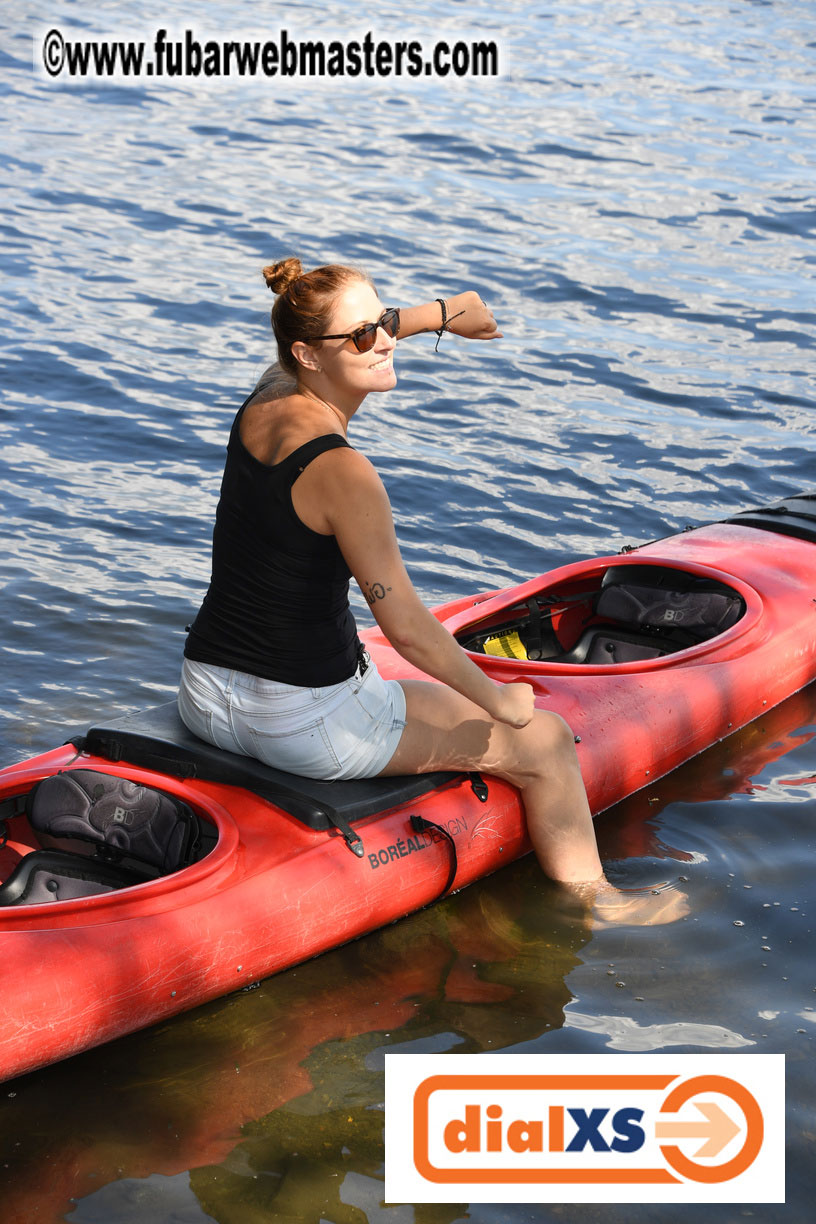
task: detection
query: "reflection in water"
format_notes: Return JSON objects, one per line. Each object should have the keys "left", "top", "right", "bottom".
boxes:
{"left": 563, "top": 1010, "right": 753, "bottom": 1052}
{"left": 2, "top": 869, "right": 592, "bottom": 1222}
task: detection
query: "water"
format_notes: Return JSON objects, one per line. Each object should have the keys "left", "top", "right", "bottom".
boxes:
{"left": 1, "top": 0, "right": 815, "bottom": 1219}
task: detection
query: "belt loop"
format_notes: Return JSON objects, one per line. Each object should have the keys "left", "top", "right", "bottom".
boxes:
{"left": 356, "top": 643, "right": 369, "bottom": 676}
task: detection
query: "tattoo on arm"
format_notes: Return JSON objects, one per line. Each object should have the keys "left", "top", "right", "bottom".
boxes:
{"left": 363, "top": 580, "right": 391, "bottom": 606}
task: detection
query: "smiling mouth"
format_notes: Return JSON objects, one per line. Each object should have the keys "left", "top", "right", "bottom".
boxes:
{"left": 370, "top": 353, "right": 393, "bottom": 371}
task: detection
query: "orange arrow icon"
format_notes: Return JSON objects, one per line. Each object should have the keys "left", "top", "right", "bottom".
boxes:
{"left": 656, "top": 1101, "right": 741, "bottom": 1158}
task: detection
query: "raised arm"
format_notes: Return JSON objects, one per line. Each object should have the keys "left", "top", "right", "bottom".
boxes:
{"left": 313, "top": 448, "right": 532, "bottom": 728}
{"left": 397, "top": 291, "right": 502, "bottom": 343}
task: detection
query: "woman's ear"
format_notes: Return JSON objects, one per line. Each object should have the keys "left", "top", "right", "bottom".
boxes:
{"left": 291, "top": 340, "right": 322, "bottom": 373}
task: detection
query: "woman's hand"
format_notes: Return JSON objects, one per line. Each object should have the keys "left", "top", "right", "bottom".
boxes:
{"left": 489, "top": 682, "right": 536, "bottom": 728}
{"left": 442, "top": 290, "right": 503, "bottom": 341}
{"left": 397, "top": 293, "right": 503, "bottom": 343}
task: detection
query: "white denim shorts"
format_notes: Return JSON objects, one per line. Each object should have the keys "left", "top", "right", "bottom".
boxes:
{"left": 177, "top": 654, "right": 407, "bottom": 781}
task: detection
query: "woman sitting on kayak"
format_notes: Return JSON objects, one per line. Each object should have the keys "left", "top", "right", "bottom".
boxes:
{"left": 179, "top": 258, "right": 685, "bottom": 925}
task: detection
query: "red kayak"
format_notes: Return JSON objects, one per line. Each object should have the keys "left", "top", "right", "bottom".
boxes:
{"left": 1, "top": 494, "right": 815, "bottom": 1082}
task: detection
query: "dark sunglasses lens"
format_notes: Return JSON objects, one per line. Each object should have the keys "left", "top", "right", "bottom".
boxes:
{"left": 352, "top": 310, "right": 399, "bottom": 352}
{"left": 353, "top": 324, "right": 378, "bottom": 353}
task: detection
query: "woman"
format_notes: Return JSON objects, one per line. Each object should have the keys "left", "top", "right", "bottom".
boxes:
{"left": 179, "top": 258, "right": 685, "bottom": 924}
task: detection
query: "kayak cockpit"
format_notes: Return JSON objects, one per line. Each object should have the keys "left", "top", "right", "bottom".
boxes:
{"left": 456, "top": 561, "right": 747, "bottom": 666}
{"left": 0, "top": 770, "right": 219, "bottom": 908}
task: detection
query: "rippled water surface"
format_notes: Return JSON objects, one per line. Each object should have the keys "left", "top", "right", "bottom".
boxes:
{"left": 1, "top": 0, "right": 815, "bottom": 1220}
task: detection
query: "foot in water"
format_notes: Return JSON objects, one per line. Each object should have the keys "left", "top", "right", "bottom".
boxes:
{"left": 562, "top": 879, "right": 690, "bottom": 927}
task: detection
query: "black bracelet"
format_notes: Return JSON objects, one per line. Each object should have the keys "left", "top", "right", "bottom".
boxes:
{"left": 434, "top": 298, "right": 448, "bottom": 351}
{"left": 433, "top": 299, "right": 465, "bottom": 351}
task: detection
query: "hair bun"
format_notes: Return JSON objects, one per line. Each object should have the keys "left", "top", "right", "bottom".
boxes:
{"left": 262, "top": 257, "right": 303, "bottom": 295}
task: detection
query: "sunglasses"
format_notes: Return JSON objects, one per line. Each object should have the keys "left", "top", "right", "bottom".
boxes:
{"left": 310, "top": 307, "right": 400, "bottom": 353}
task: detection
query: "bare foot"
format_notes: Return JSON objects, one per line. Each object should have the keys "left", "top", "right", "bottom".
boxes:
{"left": 560, "top": 879, "right": 690, "bottom": 927}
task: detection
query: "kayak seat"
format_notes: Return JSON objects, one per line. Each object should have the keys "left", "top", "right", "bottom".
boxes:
{"left": 0, "top": 769, "right": 197, "bottom": 905}
{"left": 0, "top": 848, "right": 149, "bottom": 907}
{"left": 72, "top": 702, "right": 466, "bottom": 836}
{"left": 554, "top": 628, "right": 672, "bottom": 665}
{"left": 554, "top": 567, "right": 743, "bottom": 663}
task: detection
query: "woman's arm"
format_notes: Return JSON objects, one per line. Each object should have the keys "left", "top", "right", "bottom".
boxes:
{"left": 314, "top": 448, "right": 532, "bottom": 728}
{"left": 397, "top": 291, "right": 502, "bottom": 343}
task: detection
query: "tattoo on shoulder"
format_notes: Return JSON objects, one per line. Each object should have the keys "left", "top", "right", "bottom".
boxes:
{"left": 363, "top": 580, "right": 391, "bottom": 605}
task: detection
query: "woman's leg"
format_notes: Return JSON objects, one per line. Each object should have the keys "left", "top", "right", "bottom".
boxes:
{"left": 381, "top": 679, "right": 601, "bottom": 884}
{"left": 380, "top": 679, "right": 687, "bottom": 925}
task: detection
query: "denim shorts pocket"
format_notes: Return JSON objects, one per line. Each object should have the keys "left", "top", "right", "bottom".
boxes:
{"left": 177, "top": 672, "right": 215, "bottom": 743}
{"left": 350, "top": 665, "right": 389, "bottom": 722}
{"left": 317, "top": 672, "right": 389, "bottom": 768}
{"left": 246, "top": 716, "right": 343, "bottom": 777}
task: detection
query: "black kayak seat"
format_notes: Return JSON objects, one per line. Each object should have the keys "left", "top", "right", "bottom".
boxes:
{"left": 0, "top": 849, "right": 148, "bottom": 907}
{"left": 74, "top": 702, "right": 464, "bottom": 835}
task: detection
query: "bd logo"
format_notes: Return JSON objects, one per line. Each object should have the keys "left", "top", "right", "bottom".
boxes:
{"left": 385, "top": 1054, "right": 784, "bottom": 1205}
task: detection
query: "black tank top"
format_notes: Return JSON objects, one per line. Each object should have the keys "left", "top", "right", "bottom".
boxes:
{"left": 184, "top": 400, "right": 361, "bottom": 686}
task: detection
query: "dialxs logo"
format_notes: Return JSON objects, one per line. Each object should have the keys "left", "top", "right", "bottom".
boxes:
{"left": 385, "top": 1054, "right": 784, "bottom": 1204}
